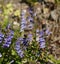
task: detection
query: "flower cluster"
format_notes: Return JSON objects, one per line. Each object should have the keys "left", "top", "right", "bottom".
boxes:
{"left": 39, "top": 37, "right": 45, "bottom": 48}
{"left": 15, "top": 38, "right": 24, "bottom": 58}
{"left": 21, "top": 34, "right": 28, "bottom": 46}
{"left": 28, "top": 8, "right": 34, "bottom": 30}
{"left": 39, "top": 29, "right": 51, "bottom": 48}
{"left": 20, "top": 9, "right": 27, "bottom": 32}
{"left": 28, "top": 33, "right": 33, "bottom": 42}
{"left": 28, "top": 17, "right": 34, "bottom": 30}
{"left": 40, "top": 30, "right": 44, "bottom": 37}
{"left": 29, "top": 8, "right": 33, "bottom": 15}
{"left": 36, "top": 29, "right": 46, "bottom": 48}
{"left": 3, "top": 30, "right": 14, "bottom": 48}
{"left": 45, "top": 29, "right": 51, "bottom": 37}
{"left": 20, "top": 8, "right": 34, "bottom": 32}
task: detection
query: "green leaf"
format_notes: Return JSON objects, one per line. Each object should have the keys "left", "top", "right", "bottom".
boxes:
{"left": 14, "top": 10, "right": 20, "bottom": 17}
{"left": 2, "top": 16, "right": 9, "bottom": 29}
{"left": 11, "top": 50, "right": 16, "bottom": 55}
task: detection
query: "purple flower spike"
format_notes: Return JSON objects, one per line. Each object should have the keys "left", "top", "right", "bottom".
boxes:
{"left": 40, "top": 42, "right": 45, "bottom": 48}
{"left": 21, "top": 21, "right": 26, "bottom": 24}
{"left": 21, "top": 18, "right": 26, "bottom": 22}
{"left": 39, "top": 37, "right": 45, "bottom": 48}
{"left": 29, "top": 10, "right": 33, "bottom": 14}
{"left": 21, "top": 11, "right": 26, "bottom": 15}
{"left": 40, "top": 30, "right": 44, "bottom": 37}
{"left": 0, "top": 37, "right": 2, "bottom": 40}
{"left": 10, "top": 30, "right": 14, "bottom": 35}
{"left": 15, "top": 39, "right": 24, "bottom": 58}
{"left": 45, "top": 29, "right": 51, "bottom": 36}
{"left": 3, "top": 30, "right": 14, "bottom": 48}
{"left": 17, "top": 50, "right": 22, "bottom": 54}
{"left": 3, "top": 44, "right": 10, "bottom": 48}
{"left": 19, "top": 51, "right": 24, "bottom": 58}
{"left": 28, "top": 34, "right": 33, "bottom": 42}
{"left": 0, "top": 32, "right": 4, "bottom": 38}
{"left": 18, "top": 38, "right": 23, "bottom": 41}
{"left": 36, "top": 29, "right": 40, "bottom": 33}
{"left": 6, "top": 42, "right": 11, "bottom": 45}
{"left": 28, "top": 17, "right": 33, "bottom": 22}
{"left": 28, "top": 24, "right": 33, "bottom": 29}
{"left": 39, "top": 38, "right": 45, "bottom": 42}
